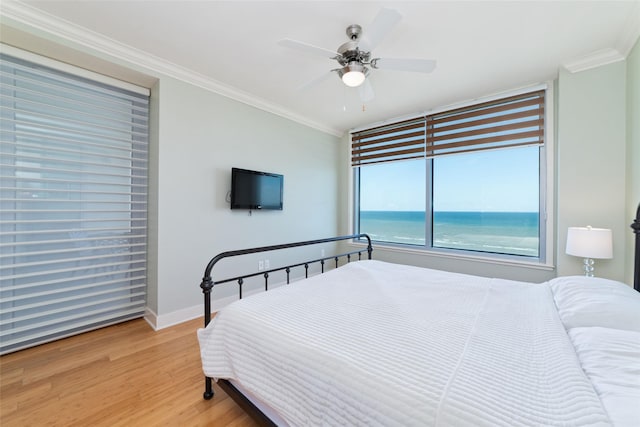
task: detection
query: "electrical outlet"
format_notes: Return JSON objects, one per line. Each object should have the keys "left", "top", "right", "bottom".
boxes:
{"left": 258, "top": 260, "right": 264, "bottom": 271}
{"left": 264, "top": 259, "right": 270, "bottom": 269}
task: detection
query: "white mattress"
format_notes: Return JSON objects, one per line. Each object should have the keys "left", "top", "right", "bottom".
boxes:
{"left": 199, "top": 260, "right": 612, "bottom": 426}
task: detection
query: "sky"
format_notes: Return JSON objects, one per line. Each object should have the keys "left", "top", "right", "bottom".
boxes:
{"left": 359, "top": 146, "right": 539, "bottom": 212}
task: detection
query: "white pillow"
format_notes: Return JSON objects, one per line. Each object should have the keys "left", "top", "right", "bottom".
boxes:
{"left": 569, "top": 327, "right": 640, "bottom": 427}
{"left": 548, "top": 276, "right": 640, "bottom": 332}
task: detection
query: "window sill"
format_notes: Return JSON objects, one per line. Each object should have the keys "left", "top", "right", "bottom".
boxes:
{"left": 347, "top": 240, "right": 555, "bottom": 271}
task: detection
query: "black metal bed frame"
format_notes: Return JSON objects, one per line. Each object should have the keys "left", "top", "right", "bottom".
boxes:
{"left": 198, "top": 233, "right": 373, "bottom": 408}
{"left": 632, "top": 203, "right": 640, "bottom": 292}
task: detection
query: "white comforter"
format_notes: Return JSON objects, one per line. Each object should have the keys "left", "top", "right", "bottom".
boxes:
{"left": 198, "top": 260, "right": 611, "bottom": 426}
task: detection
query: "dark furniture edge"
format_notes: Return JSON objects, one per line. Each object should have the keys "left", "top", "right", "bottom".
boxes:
{"left": 218, "top": 379, "right": 278, "bottom": 427}
{"left": 632, "top": 203, "right": 640, "bottom": 291}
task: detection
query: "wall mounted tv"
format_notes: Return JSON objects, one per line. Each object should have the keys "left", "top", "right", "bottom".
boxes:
{"left": 230, "top": 167, "right": 283, "bottom": 210}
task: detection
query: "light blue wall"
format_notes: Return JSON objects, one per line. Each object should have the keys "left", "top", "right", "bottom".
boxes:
{"left": 557, "top": 62, "right": 627, "bottom": 282}
{"left": 153, "top": 77, "right": 340, "bottom": 316}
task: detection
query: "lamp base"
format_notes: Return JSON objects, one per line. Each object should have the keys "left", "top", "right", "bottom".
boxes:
{"left": 582, "top": 257, "right": 595, "bottom": 277}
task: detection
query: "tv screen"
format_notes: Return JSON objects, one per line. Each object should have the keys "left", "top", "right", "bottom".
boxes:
{"left": 230, "top": 168, "right": 283, "bottom": 210}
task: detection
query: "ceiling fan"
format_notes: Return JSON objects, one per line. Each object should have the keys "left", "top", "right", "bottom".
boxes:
{"left": 277, "top": 8, "right": 436, "bottom": 101}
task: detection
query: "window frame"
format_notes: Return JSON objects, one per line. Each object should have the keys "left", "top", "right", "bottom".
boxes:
{"left": 350, "top": 84, "right": 554, "bottom": 267}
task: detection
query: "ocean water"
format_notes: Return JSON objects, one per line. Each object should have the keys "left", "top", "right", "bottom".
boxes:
{"left": 359, "top": 211, "right": 539, "bottom": 257}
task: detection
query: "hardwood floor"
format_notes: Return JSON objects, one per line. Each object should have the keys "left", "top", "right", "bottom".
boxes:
{"left": 0, "top": 318, "right": 260, "bottom": 426}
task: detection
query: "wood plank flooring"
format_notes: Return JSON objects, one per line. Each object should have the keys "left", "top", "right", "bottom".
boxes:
{"left": 0, "top": 318, "right": 259, "bottom": 426}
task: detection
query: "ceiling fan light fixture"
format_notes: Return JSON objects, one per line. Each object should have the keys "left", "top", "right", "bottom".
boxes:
{"left": 339, "top": 62, "right": 368, "bottom": 87}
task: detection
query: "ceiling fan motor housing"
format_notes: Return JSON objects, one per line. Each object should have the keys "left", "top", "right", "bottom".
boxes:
{"left": 337, "top": 25, "right": 371, "bottom": 67}
{"left": 346, "top": 24, "right": 362, "bottom": 41}
{"left": 337, "top": 44, "right": 370, "bottom": 65}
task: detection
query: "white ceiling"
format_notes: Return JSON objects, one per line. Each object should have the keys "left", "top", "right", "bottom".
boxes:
{"left": 5, "top": 1, "right": 640, "bottom": 135}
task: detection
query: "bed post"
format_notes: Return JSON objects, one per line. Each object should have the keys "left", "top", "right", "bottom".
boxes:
{"left": 200, "top": 274, "right": 215, "bottom": 399}
{"left": 632, "top": 203, "right": 640, "bottom": 292}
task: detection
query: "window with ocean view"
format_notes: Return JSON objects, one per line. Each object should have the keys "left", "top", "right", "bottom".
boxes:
{"left": 352, "top": 89, "right": 546, "bottom": 260}
{"left": 359, "top": 160, "right": 426, "bottom": 246}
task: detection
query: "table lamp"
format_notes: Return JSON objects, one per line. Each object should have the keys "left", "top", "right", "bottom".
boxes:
{"left": 566, "top": 226, "right": 613, "bottom": 277}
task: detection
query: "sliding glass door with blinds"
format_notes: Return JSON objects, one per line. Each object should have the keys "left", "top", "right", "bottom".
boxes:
{"left": 352, "top": 89, "right": 546, "bottom": 261}
{"left": 0, "top": 50, "right": 150, "bottom": 354}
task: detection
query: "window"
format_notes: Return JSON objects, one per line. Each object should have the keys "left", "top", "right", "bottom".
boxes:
{"left": 0, "top": 49, "right": 150, "bottom": 354}
{"left": 352, "top": 89, "right": 546, "bottom": 261}
{"left": 358, "top": 160, "right": 426, "bottom": 245}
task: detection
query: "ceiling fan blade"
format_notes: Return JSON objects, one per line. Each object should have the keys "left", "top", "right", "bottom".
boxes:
{"left": 373, "top": 58, "right": 437, "bottom": 73}
{"left": 359, "top": 8, "right": 402, "bottom": 51}
{"left": 298, "top": 70, "right": 336, "bottom": 91}
{"left": 278, "top": 38, "right": 338, "bottom": 59}
{"left": 358, "top": 79, "right": 375, "bottom": 102}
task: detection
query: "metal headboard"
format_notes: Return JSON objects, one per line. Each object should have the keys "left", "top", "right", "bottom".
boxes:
{"left": 198, "top": 233, "right": 372, "bottom": 401}
{"left": 199, "top": 233, "right": 372, "bottom": 328}
{"left": 632, "top": 203, "right": 640, "bottom": 291}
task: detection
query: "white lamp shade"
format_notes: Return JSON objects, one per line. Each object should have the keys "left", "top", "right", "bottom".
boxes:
{"left": 342, "top": 70, "right": 365, "bottom": 87}
{"left": 566, "top": 226, "right": 613, "bottom": 259}
{"left": 339, "top": 62, "right": 367, "bottom": 87}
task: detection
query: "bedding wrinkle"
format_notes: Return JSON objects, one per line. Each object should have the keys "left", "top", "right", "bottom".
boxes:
{"left": 438, "top": 280, "right": 610, "bottom": 426}
{"left": 433, "top": 279, "right": 491, "bottom": 427}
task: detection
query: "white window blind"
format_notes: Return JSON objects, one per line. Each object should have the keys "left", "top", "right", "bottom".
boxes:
{"left": 0, "top": 51, "right": 149, "bottom": 354}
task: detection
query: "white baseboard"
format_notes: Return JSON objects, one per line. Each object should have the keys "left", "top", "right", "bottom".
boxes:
{"left": 144, "top": 280, "right": 291, "bottom": 330}
{"left": 143, "top": 307, "right": 159, "bottom": 331}
{"left": 144, "top": 304, "right": 205, "bottom": 330}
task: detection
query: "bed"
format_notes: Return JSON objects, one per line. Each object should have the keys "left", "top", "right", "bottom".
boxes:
{"left": 198, "top": 209, "right": 640, "bottom": 426}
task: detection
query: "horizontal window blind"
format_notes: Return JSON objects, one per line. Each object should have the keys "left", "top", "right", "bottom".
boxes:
{"left": 0, "top": 52, "right": 149, "bottom": 354}
{"left": 351, "top": 90, "right": 544, "bottom": 167}
{"left": 351, "top": 117, "right": 426, "bottom": 166}
{"left": 426, "top": 90, "right": 545, "bottom": 157}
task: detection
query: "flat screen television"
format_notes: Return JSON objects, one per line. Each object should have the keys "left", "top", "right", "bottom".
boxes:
{"left": 230, "top": 167, "right": 283, "bottom": 210}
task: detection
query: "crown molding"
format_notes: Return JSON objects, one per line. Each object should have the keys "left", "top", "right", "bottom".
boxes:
{"left": 0, "top": 1, "right": 344, "bottom": 137}
{"left": 617, "top": 0, "right": 640, "bottom": 57}
{"left": 562, "top": 1, "right": 639, "bottom": 74}
{"left": 561, "top": 48, "right": 625, "bottom": 74}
